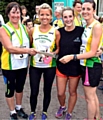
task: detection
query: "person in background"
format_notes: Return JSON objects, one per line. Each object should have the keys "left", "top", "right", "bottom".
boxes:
{"left": 0, "top": 2, "right": 37, "bottom": 119}
{"left": 33, "top": 5, "right": 41, "bottom": 26}
{"left": 25, "top": 18, "right": 33, "bottom": 30}
{"left": 0, "top": 14, "right": 5, "bottom": 75}
{"left": 21, "top": 5, "right": 30, "bottom": 25}
{"left": 73, "top": 0, "right": 84, "bottom": 26}
{"left": 28, "top": 3, "right": 60, "bottom": 120}
{"left": 55, "top": 7, "right": 84, "bottom": 120}
{"left": 52, "top": 7, "right": 64, "bottom": 29}
{"left": 0, "top": 14, "right": 5, "bottom": 26}
{"left": 59, "top": 0, "right": 103, "bottom": 119}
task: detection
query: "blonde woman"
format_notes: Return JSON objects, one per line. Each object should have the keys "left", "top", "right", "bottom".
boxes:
{"left": 28, "top": 3, "right": 60, "bottom": 120}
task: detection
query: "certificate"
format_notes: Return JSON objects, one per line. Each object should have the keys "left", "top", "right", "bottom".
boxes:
{"left": 38, "top": 51, "right": 56, "bottom": 58}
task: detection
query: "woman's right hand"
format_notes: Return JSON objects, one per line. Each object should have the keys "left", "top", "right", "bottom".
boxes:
{"left": 28, "top": 48, "right": 38, "bottom": 55}
{"left": 59, "top": 55, "right": 73, "bottom": 64}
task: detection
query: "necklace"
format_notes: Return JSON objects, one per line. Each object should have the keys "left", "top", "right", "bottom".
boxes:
{"left": 8, "top": 21, "right": 23, "bottom": 46}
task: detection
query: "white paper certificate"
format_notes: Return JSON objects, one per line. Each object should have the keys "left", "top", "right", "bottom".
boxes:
{"left": 38, "top": 51, "right": 55, "bottom": 58}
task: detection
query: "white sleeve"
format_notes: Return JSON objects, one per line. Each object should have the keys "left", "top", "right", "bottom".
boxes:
{"left": 33, "top": 15, "right": 36, "bottom": 20}
{"left": 0, "top": 14, "right": 5, "bottom": 25}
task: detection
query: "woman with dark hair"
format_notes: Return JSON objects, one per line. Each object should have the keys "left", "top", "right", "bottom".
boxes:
{"left": 59, "top": 0, "right": 103, "bottom": 119}
{"left": 21, "top": 5, "right": 30, "bottom": 25}
{"left": 0, "top": 2, "right": 37, "bottom": 119}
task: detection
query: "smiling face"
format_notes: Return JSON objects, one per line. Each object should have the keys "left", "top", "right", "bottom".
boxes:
{"left": 62, "top": 10, "right": 74, "bottom": 27}
{"left": 82, "top": 2, "right": 95, "bottom": 21}
{"left": 22, "top": 8, "right": 27, "bottom": 16}
{"left": 38, "top": 8, "right": 52, "bottom": 25}
{"left": 8, "top": 7, "right": 21, "bottom": 24}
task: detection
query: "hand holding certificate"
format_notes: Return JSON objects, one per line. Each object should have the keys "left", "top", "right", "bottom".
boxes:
{"left": 38, "top": 51, "right": 56, "bottom": 58}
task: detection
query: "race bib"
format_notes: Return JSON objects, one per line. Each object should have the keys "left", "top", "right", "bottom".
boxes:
{"left": 14, "top": 46, "right": 28, "bottom": 59}
{"left": 14, "top": 54, "right": 28, "bottom": 59}
{"left": 80, "top": 45, "right": 85, "bottom": 54}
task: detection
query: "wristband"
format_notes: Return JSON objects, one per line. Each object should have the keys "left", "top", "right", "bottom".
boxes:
{"left": 73, "top": 54, "right": 77, "bottom": 61}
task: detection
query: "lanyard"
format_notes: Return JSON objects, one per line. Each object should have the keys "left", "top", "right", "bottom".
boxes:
{"left": 8, "top": 21, "right": 23, "bottom": 46}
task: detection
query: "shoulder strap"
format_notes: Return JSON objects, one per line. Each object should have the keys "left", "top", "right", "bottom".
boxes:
{"left": 21, "top": 24, "right": 29, "bottom": 39}
{"left": 2, "top": 24, "right": 14, "bottom": 41}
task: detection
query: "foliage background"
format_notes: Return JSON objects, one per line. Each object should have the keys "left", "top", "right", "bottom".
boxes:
{"left": 0, "top": 0, "right": 52, "bottom": 22}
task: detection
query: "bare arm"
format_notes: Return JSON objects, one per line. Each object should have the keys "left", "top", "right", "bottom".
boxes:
{"left": 59, "top": 23, "right": 103, "bottom": 63}
{"left": 53, "top": 29, "right": 60, "bottom": 54}
{"left": 0, "top": 27, "right": 37, "bottom": 55}
{"left": 27, "top": 27, "right": 34, "bottom": 46}
{"left": 77, "top": 23, "right": 102, "bottom": 59}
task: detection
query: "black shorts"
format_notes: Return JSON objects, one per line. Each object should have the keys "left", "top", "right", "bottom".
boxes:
{"left": 2, "top": 68, "right": 28, "bottom": 97}
{"left": 81, "top": 63, "right": 102, "bottom": 87}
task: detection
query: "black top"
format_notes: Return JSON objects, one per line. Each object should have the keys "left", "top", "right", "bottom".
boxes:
{"left": 57, "top": 26, "right": 84, "bottom": 76}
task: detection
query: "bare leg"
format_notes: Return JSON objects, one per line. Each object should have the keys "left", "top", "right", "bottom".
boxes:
{"left": 84, "top": 86, "right": 97, "bottom": 119}
{"left": 56, "top": 76, "right": 67, "bottom": 106}
{"left": 67, "top": 77, "right": 80, "bottom": 113}
{"left": 95, "top": 93, "right": 100, "bottom": 119}
{"left": 15, "top": 92, "right": 23, "bottom": 105}
{"left": 6, "top": 96, "right": 15, "bottom": 111}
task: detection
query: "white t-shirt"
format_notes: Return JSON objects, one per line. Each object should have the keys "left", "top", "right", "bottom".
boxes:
{"left": 0, "top": 14, "right": 5, "bottom": 25}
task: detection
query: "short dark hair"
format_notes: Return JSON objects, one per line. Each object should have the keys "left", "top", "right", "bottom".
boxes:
{"left": 73, "top": 1, "right": 82, "bottom": 7}
{"left": 83, "top": 0, "right": 96, "bottom": 10}
{"left": 25, "top": 19, "right": 33, "bottom": 25}
{"left": 5, "top": 2, "right": 21, "bottom": 16}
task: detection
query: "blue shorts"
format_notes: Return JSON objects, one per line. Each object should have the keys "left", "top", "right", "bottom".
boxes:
{"left": 100, "top": 54, "right": 103, "bottom": 61}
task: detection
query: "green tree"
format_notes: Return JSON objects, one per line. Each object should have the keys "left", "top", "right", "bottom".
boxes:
{"left": 0, "top": 0, "right": 52, "bottom": 22}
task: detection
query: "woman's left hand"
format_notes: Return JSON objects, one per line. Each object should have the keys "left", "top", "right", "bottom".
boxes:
{"left": 95, "top": 49, "right": 102, "bottom": 57}
{"left": 59, "top": 55, "right": 73, "bottom": 64}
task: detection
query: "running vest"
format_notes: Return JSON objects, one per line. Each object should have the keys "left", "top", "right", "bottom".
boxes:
{"left": 80, "top": 20, "right": 103, "bottom": 67}
{"left": 33, "top": 14, "right": 41, "bottom": 25}
{"left": 53, "top": 18, "right": 64, "bottom": 29}
{"left": 1, "top": 23, "right": 30, "bottom": 70}
{"left": 74, "top": 16, "right": 82, "bottom": 26}
{"left": 30, "top": 26, "right": 56, "bottom": 68}
{"left": 74, "top": 12, "right": 83, "bottom": 26}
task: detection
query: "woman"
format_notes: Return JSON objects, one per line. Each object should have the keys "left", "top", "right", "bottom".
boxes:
{"left": 52, "top": 7, "right": 64, "bottom": 29}
{"left": 55, "top": 7, "right": 84, "bottom": 120}
{"left": 28, "top": 3, "right": 60, "bottom": 120}
{"left": 0, "top": 2, "right": 37, "bottom": 119}
{"left": 59, "top": 1, "right": 103, "bottom": 119}
{"left": 33, "top": 5, "right": 41, "bottom": 26}
{"left": 21, "top": 5, "right": 30, "bottom": 25}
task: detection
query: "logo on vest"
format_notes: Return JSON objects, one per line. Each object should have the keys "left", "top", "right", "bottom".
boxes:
{"left": 74, "top": 37, "right": 80, "bottom": 42}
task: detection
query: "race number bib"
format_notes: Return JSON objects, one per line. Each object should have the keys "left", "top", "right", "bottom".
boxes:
{"left": 80, "top": 45, "right": 85, "bottom": 54}
{"left": 14, "top": 54, "right": 28, "bottom": 59}
{"left": 35, "top": 49, "right": 46, "bottom": 63}
{"left": 14, "top": 46, "right": 28, "bottom": 59}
